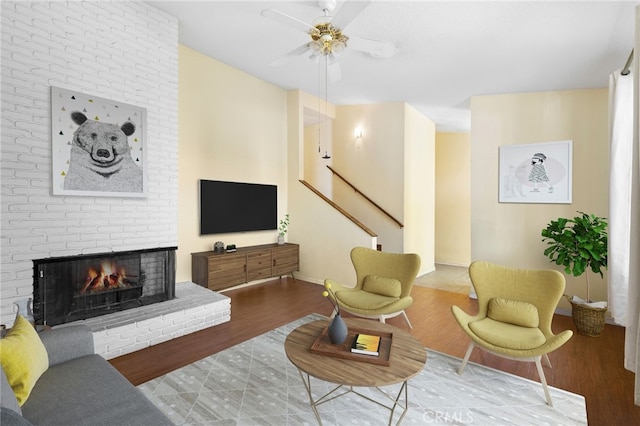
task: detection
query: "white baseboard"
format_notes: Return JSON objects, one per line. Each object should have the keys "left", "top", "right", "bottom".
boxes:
{"left": 291, "top": 272, "right": 324, "bottom": 285}
{"left": 435, "top": 261, "right": 471, "bottom": 268}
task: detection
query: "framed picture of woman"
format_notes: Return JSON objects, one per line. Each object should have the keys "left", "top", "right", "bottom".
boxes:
{"left": 498, "top": 140, "right": 573, "bottom": 204}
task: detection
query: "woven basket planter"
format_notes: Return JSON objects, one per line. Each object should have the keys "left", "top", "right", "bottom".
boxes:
{"left": 570, "top": 301, "right": 607, "bottom": 337}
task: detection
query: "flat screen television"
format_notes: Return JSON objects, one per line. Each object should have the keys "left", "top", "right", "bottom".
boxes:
{"left": 199, "top": 180, "right": 277, "bottom": 235}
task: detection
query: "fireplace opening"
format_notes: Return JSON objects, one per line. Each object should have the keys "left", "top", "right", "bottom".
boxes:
{"left": 33, "top": 247, "right": 176, "bottom": 326}
{"left": 80, "top": 259, "right": 138, "bottom": 295}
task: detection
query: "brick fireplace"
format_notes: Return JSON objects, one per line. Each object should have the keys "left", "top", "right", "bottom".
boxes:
{"left": 33, "top": 247, "right": 177, "bottom": 327}
{"left": 32, "top": 247, "right": 231, "bottom": 360}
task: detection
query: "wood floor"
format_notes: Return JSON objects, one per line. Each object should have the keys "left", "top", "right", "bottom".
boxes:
{"left": 110, "top": 278, "right": 640, "bottom": 425}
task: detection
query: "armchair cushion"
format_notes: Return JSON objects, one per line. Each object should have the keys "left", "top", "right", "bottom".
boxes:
{"left": 336, "top": 290, "right": 399, "bottom": 310}
{"left": 362, "top": 275, "right": 402, "bottom": 298}
{"left": 488, "top": 298, "right": 539, "bottom": 328}
{"left": 469, "top": 318, "right": 546, "bottom": 350}
{"left": 0, "top": 316, "right": 49, "bottom": 406}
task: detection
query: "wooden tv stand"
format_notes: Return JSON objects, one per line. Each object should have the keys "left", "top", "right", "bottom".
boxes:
{"left": 191, "top": 243, "right": 299, "bottom": 291}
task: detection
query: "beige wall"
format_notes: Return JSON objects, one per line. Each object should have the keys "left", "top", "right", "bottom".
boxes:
{"left": 470, "top": 89, "right": 609, "bottom": 309}
{"left": 303, "top": 123, "right": 333, "bottom": 196}
{"left": 403, "top": 103, "right": 436, "bottom": 275}
{"left": 435, "top": 132, "right": 471, "bottom": 266}
{"left": 333, "top": 103, "right": 406, "bottom": 253}
{"left": 177, "top": 45, "right": 288, "bottom": 282}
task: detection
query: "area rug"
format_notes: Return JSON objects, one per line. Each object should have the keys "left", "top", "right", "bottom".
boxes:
{"left": 138, "top": 314, "right": 586, "bottom": 425}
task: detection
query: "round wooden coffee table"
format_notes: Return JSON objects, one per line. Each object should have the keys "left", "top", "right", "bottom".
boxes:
{"left": 285, "top": 317, "right": 426, "bottom": 425}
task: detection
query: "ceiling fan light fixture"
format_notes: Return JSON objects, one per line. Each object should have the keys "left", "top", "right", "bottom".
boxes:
{"left": 309, "top": 23, "right": 349, "bottom": 56}
{"left": 309, "top": 53, "right": 320, "bottom": 63}
{"left": 331, "top": 42, "right": 346, "bottom": 56}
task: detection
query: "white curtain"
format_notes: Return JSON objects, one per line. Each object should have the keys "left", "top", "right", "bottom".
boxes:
{"left": 634, "top": 8, "right": 640, "bottom": 404}
{"left": 608, "top": 64, "right": 633, "bottom": 327}
{"left": 609, "top": 6, "right": 640, "bottom": 406}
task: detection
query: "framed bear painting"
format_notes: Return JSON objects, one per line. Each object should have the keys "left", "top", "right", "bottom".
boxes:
{"left": 51, "top": 86, "right": 147, "bottom": 197}
{"left": 498, "top": 140, "right": 573, "bottom": 204}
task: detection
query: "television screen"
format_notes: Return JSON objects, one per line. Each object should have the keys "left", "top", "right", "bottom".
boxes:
{"left": 200, "top": 180, "right": 277, "bottom": 235}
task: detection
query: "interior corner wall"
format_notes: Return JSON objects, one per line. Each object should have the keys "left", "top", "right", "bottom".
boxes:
{"left": 404, "top": 104, "right": 436, "bottom": 276}
{"left": 470, "top": 89, "right": 609, "bottom": 309}
{"left": 303, "top": 122, "right": 334, "bottom": 197}
{"left": 435, "top": 132, "right": 471, "bottom": 266}
{"left": 176, "top": 45, "right": 288, "bottom": 282}
{"left": 0, "top": 1, "right": 179, "bottom": 326}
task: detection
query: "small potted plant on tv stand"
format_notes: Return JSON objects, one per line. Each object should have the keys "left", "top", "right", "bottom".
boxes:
{"left": 277, "top": 214, "right": 290, "bottom": 245}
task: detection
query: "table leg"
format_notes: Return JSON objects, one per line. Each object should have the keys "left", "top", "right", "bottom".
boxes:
{"left": 297, "top": 369, "right": 353, "bottom": 425}
{"left": 296, "top": 367, "right": 411, "bottom": 425}
{"left": 297, "top": 369, "right": 323, "bottom": 425}
{"left": 387, "top": 380, "right": 409, "bottom": 425}
{"left": 349, "top": 381, "right": 410, "bottom": 425}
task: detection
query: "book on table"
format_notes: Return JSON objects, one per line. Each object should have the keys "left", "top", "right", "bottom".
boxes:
{"left": 351, "top": 333, "right": 382, "bottom": 356}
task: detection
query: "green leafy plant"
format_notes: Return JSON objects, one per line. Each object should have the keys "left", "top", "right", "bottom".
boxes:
{"left": 541, "top": 211, "right": 608, "bottom": 302}
{"left": 278, "top": 214, "right": 290, "bottom": 237}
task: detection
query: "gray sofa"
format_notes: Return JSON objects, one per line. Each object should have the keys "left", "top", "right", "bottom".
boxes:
{"left": 1, "top": 324, "right": 172, "bottom": 426}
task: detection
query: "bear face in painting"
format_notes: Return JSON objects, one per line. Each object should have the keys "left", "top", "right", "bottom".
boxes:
{"left": 64, "top": 112, "right": 143, "bottom": 193}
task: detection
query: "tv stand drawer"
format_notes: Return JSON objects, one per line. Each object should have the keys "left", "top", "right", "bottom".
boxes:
{"left": 191, "top": 243, "right": 299, "bottom": 291}
{"left": 247, "top": 251, "right": 272, "bottom": 281}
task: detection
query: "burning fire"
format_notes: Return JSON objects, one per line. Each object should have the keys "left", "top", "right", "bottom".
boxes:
{"left": 80, "top": 261, "right": 132, "bottom": 294}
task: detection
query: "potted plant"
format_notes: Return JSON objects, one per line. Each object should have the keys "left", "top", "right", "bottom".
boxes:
{"left": 541, "top": 211, "right": 608, "bottom": 336}
{"left": 277, "top": 214, "right": 290, "bottom": 244}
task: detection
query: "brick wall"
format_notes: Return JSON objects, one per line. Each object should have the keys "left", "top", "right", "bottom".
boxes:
{"left": 1, "top": 1, "right": 179, "bottom": 326}
{"left": 84, "top": 283, "right": 230, "bottom": 359}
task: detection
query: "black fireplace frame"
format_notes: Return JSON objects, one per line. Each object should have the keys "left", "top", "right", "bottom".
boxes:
{"left": 33, "top": 247, "right": 176, "bottom": 326}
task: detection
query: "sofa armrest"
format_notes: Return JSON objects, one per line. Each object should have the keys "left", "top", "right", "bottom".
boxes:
{"left": 0, "top": 407, "right": 34, "bottom": 426}
{"left": 39, "top": 325, "right": 95, "bottom": 366}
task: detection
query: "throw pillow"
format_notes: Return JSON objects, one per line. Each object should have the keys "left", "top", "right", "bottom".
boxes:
{"left": 362, "top": 275, "right": 402, "bottom": 298}
{"left": 487, "top": 298, "right": 539, "bottom": 328}
{"left": 0, "top": 315, "right": 49, "bottom": 406}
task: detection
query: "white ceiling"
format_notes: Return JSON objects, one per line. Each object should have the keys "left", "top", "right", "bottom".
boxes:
{"left": 147, "top": 0, "right": 636, "bottom": 132}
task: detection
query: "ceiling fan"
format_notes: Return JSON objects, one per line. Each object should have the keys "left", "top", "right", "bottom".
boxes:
{"left": 261, "top": 0, "right": 397, "bottom": 81}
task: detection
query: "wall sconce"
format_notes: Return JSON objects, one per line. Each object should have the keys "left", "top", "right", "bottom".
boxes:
{"left": 354, "top": 127, "right": 363, "bottom": 141}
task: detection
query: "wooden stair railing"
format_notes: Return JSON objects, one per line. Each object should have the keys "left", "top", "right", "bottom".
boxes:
{"left": 299, "top": 180, "right": 376, "bottom": 237}
{"left": 326, "top": 166, "right": 404, "bottom": 228}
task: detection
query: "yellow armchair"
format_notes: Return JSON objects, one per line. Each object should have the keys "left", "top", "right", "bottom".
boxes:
{"left": 451, "top": 261, "right": 573, "bottom": 406}
{"left": 325, "top": 247, "right": 421, "bottom": 328}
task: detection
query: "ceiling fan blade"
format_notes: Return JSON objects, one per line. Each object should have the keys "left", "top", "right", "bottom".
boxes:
{"left": 261, "top": 8, "right": 315, "bottom": 33}
{"left": 270, "top": 44, "right": 311, "bottom": 67}
{"left": 349, "top": 36, "right": 397, "bottom": 58}
{"left": 330, "top": 0, "right": 372, "bottom": 30}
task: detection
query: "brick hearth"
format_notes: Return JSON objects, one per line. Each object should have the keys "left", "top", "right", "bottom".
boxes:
{"left": 58, "top": 282, "right": 230, "bottom": 359}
